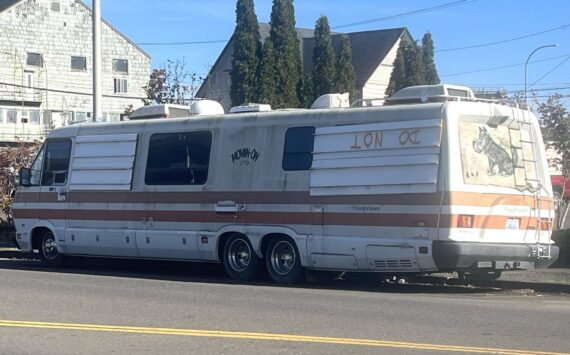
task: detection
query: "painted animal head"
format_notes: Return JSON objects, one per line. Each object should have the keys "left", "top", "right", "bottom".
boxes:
{"left": 472, "top": 126, "right": 491, "bottom": 153}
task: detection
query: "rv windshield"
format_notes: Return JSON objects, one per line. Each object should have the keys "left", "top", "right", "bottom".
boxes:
{"left": 29, "top": 143, "right": 45, "bottom": 186}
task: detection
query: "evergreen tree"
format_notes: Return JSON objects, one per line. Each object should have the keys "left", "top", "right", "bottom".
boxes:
{"left": 230, "top": 0, "right": 262, "bottom": 106}
{"left": 297, "top": 73, "right": 314, "bottom": 108}
{"left": 386, "top": 40, "right": 407, "bottom": 96}
{"left": 386, "top": 39, "right": 425, "bottom": 96}
{"left": 333, "top": 34, "right": 357, "bottom": 102}
{"left": 269, "top": 0, "right": 302, "bottom": 108}
{"left": 421, "top": 32, "right": 440, "bottom": 85}
{"left": 256, "top": 38, "right": 277, "bottom": 105}
{"left": 312, "top": 15, "right": 335, "bottom": 99}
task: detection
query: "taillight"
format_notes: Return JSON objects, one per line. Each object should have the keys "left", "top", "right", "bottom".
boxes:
{"left": 457, "top": 215, "right": 474, "bottom": 228}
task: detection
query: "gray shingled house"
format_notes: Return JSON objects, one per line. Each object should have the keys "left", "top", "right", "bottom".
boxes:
{"left": 196, "top": 23, "right": 412, "bottom": 110}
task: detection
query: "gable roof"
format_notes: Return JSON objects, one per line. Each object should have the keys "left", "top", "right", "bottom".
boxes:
{"left": 0, "top": 0, "right": 20, "bottom": 12}
{"left": 197, "top": 23, "right": 410, "bottom": 99}
{"left": 302, "top": 27, "right": 409, "bottom": 87}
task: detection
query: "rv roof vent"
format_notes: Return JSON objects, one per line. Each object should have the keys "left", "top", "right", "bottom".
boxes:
{"left": 311, "top": 93, "right": 350, "bottom": 109}
{"left": 385, "top": 84, "right": 475, "bottom": 105}
{"left": 190, "top": 100, "right": 224, "bottom": 115}
{"left": 129, "top": 104, "right": 190, "bottom": 120}
{"left": 229, "top": 103, "right": 271, "bottom": 114}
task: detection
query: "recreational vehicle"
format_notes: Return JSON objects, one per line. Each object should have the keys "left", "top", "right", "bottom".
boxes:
{"left": 12, "top": 85, "right": 559, "bottom": 283}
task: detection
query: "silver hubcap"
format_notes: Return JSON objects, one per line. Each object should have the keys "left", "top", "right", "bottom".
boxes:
{"left": 42, "top": 234, "right": 59, "bottom": 260}
{"left": 270, "top": 241, "right": 296, "bottom": 276}
{"left": 228, "top": 239, "right": 251, "bottom": 272}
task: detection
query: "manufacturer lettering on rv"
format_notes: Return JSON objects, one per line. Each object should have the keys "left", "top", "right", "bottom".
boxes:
{"left": 231, "top": 147, "right": 260, "bottom": 164}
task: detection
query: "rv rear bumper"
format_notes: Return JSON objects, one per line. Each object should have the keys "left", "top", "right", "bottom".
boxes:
{"left": 433, "top": 241, "right": 560, "bottom": 270}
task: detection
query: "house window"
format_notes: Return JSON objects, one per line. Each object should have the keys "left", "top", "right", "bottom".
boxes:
{"left": 282, "top": 126, "right": 316, "bottom": 171}
{"left": 30, "top": 110, "right": 40, "bottom": 124}
{"left": 145, "top": 131, "right": 212, "bottom": 185}
{"left": 0, "top": 109, "right": 4, "bottom": 123}
{"left": 74, "top": 112, "right": 87, "bottom": 122}
{"left": 20, "top": 110, "right": 28, "bottom": 123}
{"left": 71, "top": 56, "right": 86, "bottom": 71}
{"left": 114, "top": 78, "right": 128, "bottom": 93}
{"left": 26, "top": 53, "right": 43, "bottom": 67}
{"left": 51, "top": 2, "right": 60, "bottom": 11}
{"left": 112, "top": 59, "right": 128, "bottom": 73}
{"left": 24, "top": 71, "right": 34, "bottom": 88}
{"left": 43, "top": 111, "right": 52, "bottom": 126}
{"left": 7, "top": 110, "right": 17, "bottom": 123}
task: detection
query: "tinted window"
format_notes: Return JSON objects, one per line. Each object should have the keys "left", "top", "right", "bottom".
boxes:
{"left": 282, "top": 126, "right": 315, "bottom": 171}
{"left": 146, "top": 132, "right": 212, "bottom": 185}
{"left": 42, "top": 140, "right": 72, "bottom": 186}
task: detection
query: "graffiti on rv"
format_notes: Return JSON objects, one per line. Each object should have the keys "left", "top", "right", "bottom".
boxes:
{"left": 460, "top": 122, "right": 530, "bottom": 187}
{"left": 350, "top": 129, "right": 422, "bottom": 150}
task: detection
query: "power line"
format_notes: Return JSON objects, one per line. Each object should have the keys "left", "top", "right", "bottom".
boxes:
{"left": 437, "top": 24, "right": 570, "bottom": 52}
{"left": 440, "top": 53, "right": 570, "bottom": 77}
{"left": 332, "top": 0, "right": 477, "bottom": 29}
{"left": 529, "top": 56, "right": 570, "bottom": 89}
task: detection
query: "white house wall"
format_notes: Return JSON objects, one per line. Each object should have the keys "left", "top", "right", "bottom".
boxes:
{"left": 0, "top": 0, "right": 150, "bottom": 143}
{"left": 360, "top": 36, "right": 403, "bottom": 103}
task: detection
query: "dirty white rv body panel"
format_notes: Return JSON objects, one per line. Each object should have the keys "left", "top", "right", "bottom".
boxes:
{"left": 12, "top": 95, "right": 559, "bottom": 278}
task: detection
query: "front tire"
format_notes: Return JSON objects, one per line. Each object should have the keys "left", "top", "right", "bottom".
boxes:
{"left": 265, "top": 236, "right": 303, "bottom": 284}
{"left": 38, "top": 230, "right": 65, "bottom": 267}
{"left": 222, "top": 234, "right": 260, "bottom": 281}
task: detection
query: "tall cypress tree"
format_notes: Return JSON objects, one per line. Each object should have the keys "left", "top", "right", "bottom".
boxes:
{"left": 386, "top": 39, "right": 425, "bottom": 96}
{"left": 269, "top": 0, "right": 302, "bottom": 108}
{"left": 421, "top": 32, "right": 440, "bottom": 85}
{"left": 230, "top": 0, "right": 262, "bottom": 106}
{"left": 312, "top": 15, "right": 335, "bottom": 99}
{"left": 257, "top": 38, "right": 277, "bottom": 105}
{"left": 333, "top": 34, "right": 357, "bottom": 102}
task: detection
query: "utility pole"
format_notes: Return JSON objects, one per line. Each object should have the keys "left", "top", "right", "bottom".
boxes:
{"left": 93, "top": 0, "right": 102, "bottom": 122}
{"left": 524, "top": 44, "right": 557, "bottom": 105}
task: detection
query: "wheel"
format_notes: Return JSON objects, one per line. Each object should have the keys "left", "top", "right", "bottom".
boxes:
{"left": 222, "top": 234, "right": 260, "bottom": 281}
{"left": 265, "top": 236, "right": 303, "bottom": 284}
{"left": 38, "top": 230, "right": 65, "bottom": 267}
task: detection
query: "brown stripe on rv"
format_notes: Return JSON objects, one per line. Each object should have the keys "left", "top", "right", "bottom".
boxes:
{"left": 11, "top": 209, "right": 551, "bottom": 230}
{"left": 12, "top": 191, "right": 553, "bottom": 208}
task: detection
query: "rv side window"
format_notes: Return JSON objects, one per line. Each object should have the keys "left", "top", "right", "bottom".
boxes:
{"left": 29, "top": 143, "right": 46, "bottom": 186}
{"left": 282, "top": 126, "right": 315, "bottom": 171}
{"left": 42, "top": 139, "right": 72, "bottom": 186}
{"left": 145, "top": 131, "right": 212, "bottom": 185}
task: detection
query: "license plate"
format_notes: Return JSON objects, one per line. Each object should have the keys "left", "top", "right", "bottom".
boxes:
{"left": 506, "top": 218, "right": 520, "bottom": 230}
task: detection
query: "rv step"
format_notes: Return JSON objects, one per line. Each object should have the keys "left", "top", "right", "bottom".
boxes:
{"left": 519, "top": 139, "right": 536, "bottom": 144}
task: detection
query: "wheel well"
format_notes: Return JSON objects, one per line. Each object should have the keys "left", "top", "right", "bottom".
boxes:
{"left": 217, "top": 232, "right": 248, "bottom": 261}
{"left": 260, "top": 233, "right": 294, "bottom": 257}
{"left": 31, "top": 227, "right": 51, "bottom": 250}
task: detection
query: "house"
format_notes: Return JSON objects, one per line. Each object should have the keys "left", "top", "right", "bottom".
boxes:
{"left": 0, "top": 0, "right": 151, "bottom": 144}
{"left": 196, "top": 23, "right": 412, "bottom": 110}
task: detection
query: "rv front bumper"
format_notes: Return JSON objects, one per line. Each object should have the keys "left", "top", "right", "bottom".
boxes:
{"left": 433, "top": 241, "right": 560, "bottom": 271}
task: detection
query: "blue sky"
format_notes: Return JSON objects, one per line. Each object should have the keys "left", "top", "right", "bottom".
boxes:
{"left": 100, "top": 0, "right": 570, "bottom": 103}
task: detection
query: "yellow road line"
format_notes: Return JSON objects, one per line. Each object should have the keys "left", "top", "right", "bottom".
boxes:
{"left": 0, "top": 320, "right": 566, "bottom": 355}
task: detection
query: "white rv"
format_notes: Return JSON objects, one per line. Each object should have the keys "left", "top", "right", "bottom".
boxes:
{"left": 12, "top": 85, "right": 559, "bottom": 283}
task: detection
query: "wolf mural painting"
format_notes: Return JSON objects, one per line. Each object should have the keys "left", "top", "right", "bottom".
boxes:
{"left": 459, "top": 122, "right": 527, "bottom": 188}
{"left": 472, "top": 126, "right": 515, "bottom": 176}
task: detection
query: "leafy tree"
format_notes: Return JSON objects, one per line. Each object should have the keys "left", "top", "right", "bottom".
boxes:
{"left": 312, "top": 15, "right": 335, "bottom": 99}
{"left": 538, "top": 94, "right": 570, "bottom": 177}
{"left": 230, "top": 0, "right": 262, "bottom": 106}
{"left": 333, "top": 34, "right": 357, "bottom": 102}
{"left": 256, "top": 38, "right": 277, "bottom": 105}
{"left": 268, "top": 0, "right": 302, "bottom": 108}
{"left": 143, "top": 58, "right": 194, "bottom": 105}
{"left": 421, "top": 32, "right": 440, "bottom": 85}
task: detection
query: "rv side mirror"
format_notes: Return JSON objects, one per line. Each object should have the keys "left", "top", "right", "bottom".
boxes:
{"left": 19, "top": 168, "right": 31, "bottom": 187}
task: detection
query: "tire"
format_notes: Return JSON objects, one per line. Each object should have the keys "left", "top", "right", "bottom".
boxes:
{"left": 265, "top": 236, "right": 303, "bottom": 284}
{"left": 222, "top": 234, "right": 260, "bottom": 281}
{"left": 38, "top": 230, "right": 66, "bottom": 267}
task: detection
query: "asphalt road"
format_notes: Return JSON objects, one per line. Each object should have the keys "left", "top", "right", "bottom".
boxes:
{"left": 0, "top": 257, "right": 569, "bottom": 355}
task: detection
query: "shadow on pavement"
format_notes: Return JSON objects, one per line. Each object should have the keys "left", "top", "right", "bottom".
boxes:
{"left": 1, "top": 253, "right": 568, "bottom": 295}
